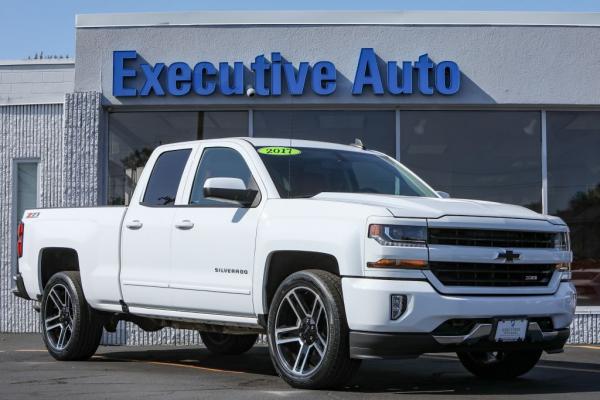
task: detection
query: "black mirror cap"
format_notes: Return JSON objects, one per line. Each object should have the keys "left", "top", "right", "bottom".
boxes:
{"left": 203, "top": 187, "right": 258, "bottom": 207}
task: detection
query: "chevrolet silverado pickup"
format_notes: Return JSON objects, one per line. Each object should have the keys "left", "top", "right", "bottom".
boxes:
{"left": 13, "top": 138, "right": 576, "bottom": 389}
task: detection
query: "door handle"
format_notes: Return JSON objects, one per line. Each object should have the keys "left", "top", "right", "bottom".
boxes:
{"left": 175, "top": 219, "right": 194, "bottom": 230}
{"left": 125, "top": 220, "right": 143, "bottom": 230}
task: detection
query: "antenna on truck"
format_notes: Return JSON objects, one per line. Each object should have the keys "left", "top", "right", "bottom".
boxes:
{"left": 349, "top": 138, "right": 365, "bottom": 150}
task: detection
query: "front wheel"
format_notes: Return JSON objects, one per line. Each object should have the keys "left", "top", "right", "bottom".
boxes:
{"left": 457, "top": 349, "right": 542, "bottom": 379}
{"left": 40, "top": 271, "right": 104, "bottom": 361}
{"left": 267, "top": 270, "right": 360, "bottom": 389}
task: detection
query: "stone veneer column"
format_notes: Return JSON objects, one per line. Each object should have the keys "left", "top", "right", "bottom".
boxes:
{"left": 62, "top": 92, "right": 103, "bottom": 207}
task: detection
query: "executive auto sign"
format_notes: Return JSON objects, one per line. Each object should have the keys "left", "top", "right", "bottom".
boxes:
{"left": 113, "top": 48, "right": 460, "bottom": 97}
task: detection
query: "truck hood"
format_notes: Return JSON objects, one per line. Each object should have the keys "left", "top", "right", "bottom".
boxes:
{"left": 312, "top": 192, "right": 559, "bottom": 222}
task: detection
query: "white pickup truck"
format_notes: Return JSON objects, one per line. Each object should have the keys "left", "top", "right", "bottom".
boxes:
{"left": 14, "top": 138, "right": 576, "bottom": 389}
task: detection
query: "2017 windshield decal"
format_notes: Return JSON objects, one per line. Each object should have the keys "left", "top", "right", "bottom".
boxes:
{"left": 258, "top": 147, "right": 302, "bottom": 156}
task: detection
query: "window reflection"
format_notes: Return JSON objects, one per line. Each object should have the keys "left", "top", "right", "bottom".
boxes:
{"left": 142, "top": 149, "right": 192, "bottom": 206}
{"left": 15, "top": 162, "right": 38, "bottom": 281}
{"left": 253, "top": 110, "right": 396, "bottom": 156}
{"left": 401, "top": 111, "right": 542, "bottom": 211}
{"left": 548, "top": 112, "right": 600, "bottom": 306}
{"left": 108, "top": 111, "right": 248, "bottom": 205}
{"left": 189, "top": 148, "right": 256, "bottom": 207}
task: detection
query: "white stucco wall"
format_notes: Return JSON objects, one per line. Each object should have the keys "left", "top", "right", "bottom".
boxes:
{"left": 0, "top": 60, "right": 74, "bottom": 106}
{"left": 74, "top": 14, "right": 600, "bottom": 108}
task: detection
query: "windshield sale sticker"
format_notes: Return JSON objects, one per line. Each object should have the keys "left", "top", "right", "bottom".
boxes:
{"left": 258, "top": 147, "right": 302, "bottom": 156}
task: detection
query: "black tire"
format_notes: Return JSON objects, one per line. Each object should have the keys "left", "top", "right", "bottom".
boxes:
{"left": 267, "top": 269, "right": 361, "bottom": 389}
{"left": 40, "top": 271, "right": 103, "bottom": 361}
{"left": 200, "top": 332, "right": 258, "bottom": 355}
{"left": 457, "top": 349, "right": 542, "bottom": 379}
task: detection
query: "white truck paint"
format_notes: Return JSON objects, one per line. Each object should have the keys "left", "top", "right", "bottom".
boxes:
{"left": 14, "top": 138, "right": 577, "bottom": 388}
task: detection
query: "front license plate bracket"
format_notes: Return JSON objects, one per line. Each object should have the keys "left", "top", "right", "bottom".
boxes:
{"left": 493, "top": 319, "right": 528, "bottom": 342}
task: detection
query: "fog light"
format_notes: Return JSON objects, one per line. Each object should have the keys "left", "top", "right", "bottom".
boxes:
{"left": 390, "top": 294, "right": 407, "bottom": 320}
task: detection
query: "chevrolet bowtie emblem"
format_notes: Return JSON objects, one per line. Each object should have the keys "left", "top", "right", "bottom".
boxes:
{"left": 496, "top": 250, "right": 520, "bottom": 262}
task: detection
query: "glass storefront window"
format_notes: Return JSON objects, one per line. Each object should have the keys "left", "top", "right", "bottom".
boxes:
{"left": 108, "top": 111, "right": 248, "bottom": 205}
{"left": 253, "top": 110, "right": 396, "bottom": 156}
{"left": 401, "top": 111, "right": 542, "bottom": 211}
{"left": 14, "top": 161, "right": 38, "bottom": 280}
{"left": 547, "top": 112, "right": 600, "bottom": 307}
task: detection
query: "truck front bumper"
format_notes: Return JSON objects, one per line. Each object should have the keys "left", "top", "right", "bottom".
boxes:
{"left": 341, "top": 277, "right": 576, "bottom": 359}
{"left": 349, "top": 325, "right": 570, "bottom": 359}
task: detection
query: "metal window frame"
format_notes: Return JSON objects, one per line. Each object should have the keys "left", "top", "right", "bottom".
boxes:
{"left": 11, "top": 158, "right": 41, "bottom": 286}
{"left": 541, "top": 110, "right": 548, "bottom": 215}
{"left": 395, "top": 109, "right": 401, "bottom": 161}
{"left": 248, "top": 109, "right": 254, "bottom": 137}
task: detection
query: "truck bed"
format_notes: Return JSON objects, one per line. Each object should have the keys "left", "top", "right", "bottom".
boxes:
{"left": 18, "top": 206, "right": 127, "bottom": 311}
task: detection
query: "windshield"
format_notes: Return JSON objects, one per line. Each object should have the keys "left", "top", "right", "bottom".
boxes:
{"left": 256, "top": 146, "right": 437, "bottom": 198}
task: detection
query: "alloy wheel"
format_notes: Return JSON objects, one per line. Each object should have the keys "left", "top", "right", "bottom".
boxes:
{"left": 44, "top": 284, "right": 74, "bottom": 351}
{"left": 274, "top": 286, "right": 328, "bottom": 377}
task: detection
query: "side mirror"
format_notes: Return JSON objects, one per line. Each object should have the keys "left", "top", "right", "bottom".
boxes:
{"left": 203, "top": 177, "right": 258, "bottom": 207}
{"left": 436, "top": 191, "right": 450, "bottom": 199}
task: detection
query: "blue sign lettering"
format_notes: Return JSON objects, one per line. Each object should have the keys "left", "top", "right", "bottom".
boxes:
{"left": 220, "top": 62, "right": 244, "bottom": 96}
{"left": 435, "top": 60, "right": 461, "bottom": 95}
{"left": 167, "top": 62, "right": 191, "bottom": 96}
{"left": 139, "top": 63, "right": 165, "bottom": 96}
{"left": 352, "top": 48, "right": 384, "bottom": 95}
{"left": 415, "top": 54, "right": 434, "bottom": 95}
{"left": 284, "top": 62, "right": 309, "bottom": 96}
{"left": 271, "top": 52, "right": 282, "bottom": 96}
{"left": 251, "top": 54, "right": 271, "bottom": 96}
{"left": 387, "top": 60, "right": 413, "bottom": 95}
{"left": 312, "top": 61, "right": 336, "bottom": 95}
{"left": 192, "top": 62, "right": 217, "bottom": 95}
{"left": 353, "top": 49, "right": 460, "bottom": 96}
{"left": 112, "top": 49, "right": 460, "bottom": 97}
{"left": 113, "top": 50, "right": 137, "bottom": 96}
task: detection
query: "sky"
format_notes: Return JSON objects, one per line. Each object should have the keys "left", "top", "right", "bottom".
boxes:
{"left": 1, "top": 0, "right": 600, "bottom": 60}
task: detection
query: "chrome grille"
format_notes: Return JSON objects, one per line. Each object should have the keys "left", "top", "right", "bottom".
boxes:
{"left": 428, "top": 228, "right": 555, "bottom": 248}
{"left": 429, "top": 262, "right": 555, "bottom": 287}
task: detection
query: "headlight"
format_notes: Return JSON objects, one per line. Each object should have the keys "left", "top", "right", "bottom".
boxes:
{"left": 554, "top": 232, "right": 570, "bottom": 251}
{"left": 368, "top": 224, "right": 427, "bottom": 247}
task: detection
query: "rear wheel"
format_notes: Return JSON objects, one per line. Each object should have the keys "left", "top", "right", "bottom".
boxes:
{"left": 267, "top": 270, "right": 360, "bottom": 389}
{"left": 200, "top": 332, "right": 258, "bottom": 355}
{"left": 40, "top": 271, "right": 103, "bottom": 361}
{"left": 457, "top": 349, "right": 542, "bottom": 379}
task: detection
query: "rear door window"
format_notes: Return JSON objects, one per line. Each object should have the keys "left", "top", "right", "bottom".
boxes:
{"left": 142, "top": 149, "right": 192, "bottom": 206}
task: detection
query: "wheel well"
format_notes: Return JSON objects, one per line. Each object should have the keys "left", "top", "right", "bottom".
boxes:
{"left": 39, "top": 248, "right": 79, "bottom": 290}
{"left": 263, "top": 251, "right": 340, "bottom": 313}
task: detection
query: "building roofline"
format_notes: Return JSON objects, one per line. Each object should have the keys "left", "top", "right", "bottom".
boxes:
{"left": 0, "top": 59, "right": 74, "bottom": 67}
{"left": 76, "top": 10, "right": 600, "bottom": 28}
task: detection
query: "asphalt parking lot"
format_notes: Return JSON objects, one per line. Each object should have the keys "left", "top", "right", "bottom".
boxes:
{"left": 1, "top": 334, "right": 600, "bottom": 399}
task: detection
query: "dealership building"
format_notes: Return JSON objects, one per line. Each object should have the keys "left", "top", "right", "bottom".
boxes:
{"left": 1, "top": 11, "right": 599, "bottom": 344}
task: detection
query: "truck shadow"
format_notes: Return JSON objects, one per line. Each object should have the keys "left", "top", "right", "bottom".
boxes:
{"left": 96, "top": 346, "right": 600, "bottom": 395}
{"left": 348, "top": 353, "right": 600, "bottom": 395}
